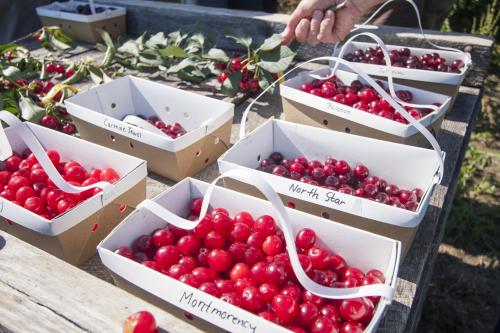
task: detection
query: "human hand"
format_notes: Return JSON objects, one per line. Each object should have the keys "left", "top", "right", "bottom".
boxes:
{"left": 281, "top": 0, "right": 381, "bottom": 46}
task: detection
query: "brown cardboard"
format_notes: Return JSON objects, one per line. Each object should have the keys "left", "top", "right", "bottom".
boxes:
{"left": 72, "top": 117, "right": 232, "bottom": 181}
{"left": 0, "top": 178, "right": 146, "bottom": 266}
{"left": 282, "top": 97, "right": 444, "bottom": 149}
{"left": 223, "top": 178, "right": 416, "bottom": 260}
{"left": 111, "top": 273, "right": 224, "bottom": 333}
{"left": 39, "top": 15, "right": 125, "bottom": 44}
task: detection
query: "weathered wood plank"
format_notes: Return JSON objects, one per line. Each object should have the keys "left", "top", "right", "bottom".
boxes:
{"left": 0, "top": 230, "right": 206, "bottom": 333}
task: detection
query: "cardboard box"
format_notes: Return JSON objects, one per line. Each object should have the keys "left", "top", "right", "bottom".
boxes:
{"left": 218, "top": 119, "right": 444, "bottom": 257}
{"left": 280, "top": 68, "right": 451, "bottom": 148}
{"left": 98, "top": 176, "right": 401, "bottom": 333}
{"left": 0, "top": 121, "right": 147, "bottom": 265}
{"left": 333, "top": 41, "right": 471, "bottom": 112}
{"left": 65, "top": 76, "right": 234, "bottom": 181}
{"left": 36, "top": 1, "right": 126, "bottom": 43}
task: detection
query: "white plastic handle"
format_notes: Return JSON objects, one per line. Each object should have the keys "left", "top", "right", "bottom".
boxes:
{"left": 138, "top": 169, "right": 395, "bottom": 301}
{"left": 239, "top": 57, "right": 445, "bottom": 182}
{"left": 353, "top": 0, "right": 467, "bottom": 56}
{"left": 0, "top": 111, "right": 112, "bottom": 194}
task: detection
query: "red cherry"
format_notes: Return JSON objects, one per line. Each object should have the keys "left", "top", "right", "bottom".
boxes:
{"left": 168, "top": 264, "right": 189, "bottom": 280}
{"left": 215, "top": 279, "right": 234, "bottom": 294}
{"left": 230, "top": 223, "right": 251, "bottom": 242}
{"left": 123, "top": 311, "right": 159, "bottom": 333}
{"left": 234, "top": 211, "right": 254, "bottom": 227}
{"left": 178, "top": 256, "right": 197, "bottom": 272}
{"left": 262, "top": 235, "right": 283, "bottom": 256}
{"left": 281, "top": 285, "right": 302, "bottom": 302}
{"left": 155, "top": 245, "right": 179, "bottom": 270}
{"left": 311, "top": 317, "right": 339, "bottom": 333}
{"left": 189, "top": 197, "right": 203, "bottom": 215}
{"left": 303, "top": 290, "right": 325, "bottom": 307}
{"left": 192, "top": 267, "right": 217, "bottom": 283}
{"left": 266, "top": 262, "right": 288, "bottom": 287}
{"left": 212, "top": 212, "right": 232, "bottom": 236}
{"left": 307, "top": 246, "right": 330, "bottom": 270}
{"left": 115, "top": 246, "right": 134, "bottom": 259}
{"left": 296, "top": 228, "right": 316, "bottom": 249}
{"left": 230, "top": 59, "right": 242, "bottom": 72}
{"left": 151, "top": 228, "right": 175, "bottom": 247}
{"left": 339, "top": 298, "right": 371, "bottom": 322}
{"left": 56, "top": 198, "right": 75, "bottom": 214}
{"left": 220, "top": 292, "right": 242, "bottom": 307}
{"left": 15, "top": 186, "right": 36, "bottom": 205}
{"left": 321, "top": 304, "right": 342, "bottom": 326}
{"left": 193, "top": 216, "right": 213, "bottom": 238}
{"left": 272, "top": 294, "right": 298, "bottom": 324}
{"left": 296, "top": 302, "right": 319, "bottom": 328}
{"left": 340, "top": 321, "right": 365, "bottom": 333}
{"left": 241, "top": 286, "right": 265, "bottom": 313}
{"left": 176, "top": 235, "right": 201, "bottom": 256}
{"left": 179, "top": 273, "right": 201, "bottom": 288}
{"left": 198, "top": 282, "right": 221, "bottom": 297}
{"left": 258, "top": 310, "right": 276, "bottom": 322}
{"left": 204, "top": 230, "right": 225, "bottom": 249}
{"left": 24, "top": 197, "right": 44, "bottom": 214}
{"left": 100, "top": 167, "right": 120, "bottom": 183}
{"left": 244, "top": 246, "right": 265, "bottom": 266}
{"left": 253, "top": 215, "right": 277, "bottom": 236}
{"left": 249, "top": 261, "right": 268, "bottom": 285}
{"left": 230, "top": 263, "right": 251, "bottom": 282}
{"left": 40, "top": 115, "right": 59, "bottom": 129}
{"left": 207, "top": 249, "right": 232, "bottom": 272}
{"left": 218, "top": 72, "right": 228, "bottom": 83}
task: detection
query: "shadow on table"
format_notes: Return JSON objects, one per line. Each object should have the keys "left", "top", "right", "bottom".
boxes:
{"left": 0, "top": 235, "right": 5, "bottom": 251}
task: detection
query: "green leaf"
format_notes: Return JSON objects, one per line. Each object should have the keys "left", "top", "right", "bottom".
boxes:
{"left": 48, "top": 35, "right": 71, "bottom": 50}
{"left": 96, "top": 29, "right": 115, "bottom": 50}
{"left": 203, "top": 48, "right": 229, "bottom": 62}
{"left": 117, "top": 40, "right": 141, "bottom": 56}
{"left": 0, "top": 44, "right": 20, "bottom": 55}
{"left": 145, "top": 32, "right": 168, "bottom": 49}
{"left": 221, "top": 70, "right": 242, "bottom": 97}
{"left": 207, "top": 62, "right": 222, "bottom": 75}
{"left": 88, "top": 65, "right": 104, "bottom": 84}
{"left": 168, "top": 29, "right": 189, "bottom": 46}
{"left": 0, "top": 90, "right": 20, "bottom": 116}
{"left": 166, "top": 58, "right": 197, "bottom": 74}
{"left": 2, "top": 66, "right": 21, "bottom": 80}
{"left": 259, "top": 34, "right": 282, "bottom": 51}
{"left": 189, "top": 32, "right": 205, "bottom": 48}
{"left": 225, "top": 30, "right": 253, "bottom": 49}
{"left": 177, "top": 67, "right": 206, "bottom": 84}
{"left": 258, "top": 45, "right": 296, "bottom": 73}
{"left": 19, "top": 94, "right": 45, "bottom": 123}
{"left": 258, "top": 70, "right": 275, "bottom": 94}
{"left": 160, "top": 45, "right": 188, "bottom": 58}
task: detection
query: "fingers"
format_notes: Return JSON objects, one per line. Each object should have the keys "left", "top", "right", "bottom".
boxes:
{"left": 318, "top": 9, "right": 336, "bottom": 43}
{"left": 281, "top": 5, "right": 307, "bottom": 44}
{"left": 295, "top": 18, "right": 310, "bottom": 43}
{"left": 306, "top": 10, "right": 324, "bottom": 46}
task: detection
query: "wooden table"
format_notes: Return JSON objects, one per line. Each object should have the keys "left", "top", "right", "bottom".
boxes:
{"left": 0, "top": 3, "right": 494, "bottom": 332}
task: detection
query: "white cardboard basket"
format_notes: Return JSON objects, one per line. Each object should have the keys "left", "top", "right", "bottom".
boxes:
{"left": 219, "top": 119, "right": 443, "bottom": 256}
{"left": 333, "top": 41, "right": 471, "bottom": 86}
{"left": 36, "top": 1, "right": 126, "bottom": 23}
{"left": 98, "top": 173, "right": 400, "bottom": 333}
{"left": 65, "top": 76, "right": 234, "bottom": 180}
{"left": 281, "top": 68, "right": 451, "bottom": 139}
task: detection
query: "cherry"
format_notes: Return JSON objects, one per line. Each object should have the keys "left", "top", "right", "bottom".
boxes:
{"left": 40, "top": 115, "right": 59, "bottom": 129}
{"left": 262, "top": 235, "right": 283, "bottom": 256}
{"left": 151, "top": 229, "right": 175, "bottom": 247}
{"left": 398, "top": 190, "right": 416, "bottom": 204}
{"left": 24, "top": 197, "right": 44, "bottom": 214}
{"left": 250, "top": 261, "right": 268, "bottom": 285}
{"left": 207, "top": 249, "right": 232, "bottom": 272}
{"left": 258, "top": 310, "right": 276, "bottom": 322}
{"left": 168, "top": 264, "right": 189, "bottom": 279}
{"left": 241, "top": 286, "right": 264, "bottom": 313}
{"left": 228, "top": 242, "right": 248, "bottom": 261}
{"left": 230, "top": 59, "right": 242, "bottom": 72}
{"left": 301, "top": 82, "right": 313, "bottom": 93}
{"left": 199, "top": 282, "right": 221, "bottom": 297}
{"left": 333, "top": 160, "right": 350, "bottom": 175}
{"left": 272, "top": 294, "right": 298, "bottom": 324}
{"left": 179, "top": 273, "right": 201, "bottom": 288}
{"left": 244, "top": 246, "right": 265, "bottom": 266}
{"left": 192, "top": 267, "right": 217, "bottom": 283}
{"left": 218, "top": 72, "right": 228, "bottom": 83}
{"left": 290, "top": 162, "right": 307, "bottom": 175}
{"left": 230, "top": 222, "right": 251, "bottom": 242}
{"left": 339, "top": 298, "right": 371, "bottom": 322}
{"left": 340, "top": 322, "right": 365, "bottom": 333}
{"left": 155, "top": 245, "right": 179, "bottom": 270}
{"left": 311, "top": 317, "right": 339, "bottom": 333}
{"left": 212, "top": 212, "right": 232, "bottom": 236}
{"left": 215, "top": 279, "right": 234, "bottom": 294}
{"left": 176, "top": 235, "right": 201, "bottom": 256}
{"left": 234, "top": 211, "right": 254, "bottom": 227}
{"left": 297, "top": 302, "right": 319, "bottom": 328}
{"left": 123, "top": 311, "right": 159, "bottom": 333}
{"left": 253, "top": 215, "right": 277, "bottom": 236}
{"left": 265, "top": 262, "right": 287, "bottom": 287}
{"left": 115, "top": 246, "right": 134, "bottom": 259}
{"left": 220, "top": 292, "right": 242, "bottom": 307}
{"left": 308, "top": 246, "right": 330, "bottom": 270}
{"left": 230, "top": 263, "right": 251, "bottom": 282}
{"left": 296, "top": 228, "right": 316, "bottom": 249}
{"left": 321, "top": 304, "right": 342, "bottom": 326}
{"left": 178, "top": 256, "right": 197, "bottom": 272}
{"left": 204, "top": 230, "right": 225, "bottom": 249}
{"left": 258, "top": 282, "right": 279, "bottom": 303}
{"left": 100, "top": 167, "right": 120, "bottom": 183}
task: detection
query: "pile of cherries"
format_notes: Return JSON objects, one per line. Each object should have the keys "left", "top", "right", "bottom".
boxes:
{"left": 145, "top": 116, "right": 187, "bottom": 139}
{"left": 4, "top": 78, "right": 77, "bottom": 135}
{"left": 258, "top": 152, "right": 423, "bottom": 212}
{"left": 343, "top": 46, "right": 465, "bottom": 73}
{"left": 300, "top": 76, "right": 438, "bottom": 123}
{"left": 0, "top": 149, "right": 120, "bottom": 220}
{"left": 115, "top": 199, "right": 386, "bottom": 333}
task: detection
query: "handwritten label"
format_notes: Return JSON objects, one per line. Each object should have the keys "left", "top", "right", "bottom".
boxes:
{"left": 103, "top": 117, "right": 143, "bottom": 139}
{"left": 288, "top": 183, "right": 347, "bottom": 207}
{"left": 375, "top": 66, "right": 406, "bottom": 77}
{"left": 179, "top": 292, "right": 257, "bottom": 333}
{"left": 325, "top": 101, "right": 352, "bottom": 116}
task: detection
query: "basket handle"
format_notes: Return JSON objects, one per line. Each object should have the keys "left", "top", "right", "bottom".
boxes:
{"left": 238, "top": 56, "right": 445, "bottom": 183}
{"left": 0, "top": 111, "right": 112, "bottom": 195}
{"left": 138, "top": 169, "right": 396, "bottom": 301}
